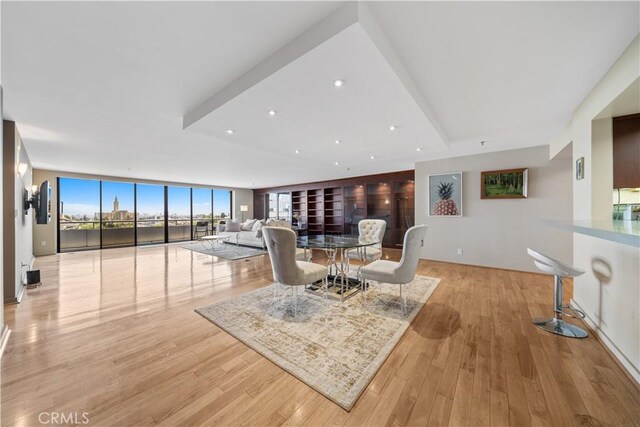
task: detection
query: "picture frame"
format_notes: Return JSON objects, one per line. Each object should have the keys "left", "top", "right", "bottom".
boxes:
{"left": 481, "top": 168, "right": 528, "bottom": 199}
{"left": 576, "top": 157, "right": 584, "bottom": 180}
{"left": 428, "top": 172, "right": 462, "bottom": 216}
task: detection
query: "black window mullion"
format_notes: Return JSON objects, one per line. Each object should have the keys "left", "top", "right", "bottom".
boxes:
{"left": 190, "top": 188, "right": 193, "bottom": 240}
{"left": 164, "top": 186, "right": 169, "bottom": 244}
{"left": 56, "top": 176, "right": 61, "bottom": 254}
{"left": 133, "top": 183, "right": 137, "bottom": 246}
{"left": 99, "top": 180, "right": 103, "bottom": 249}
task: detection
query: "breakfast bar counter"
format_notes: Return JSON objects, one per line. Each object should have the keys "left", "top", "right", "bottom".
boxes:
{"left": 544, "top": 219, "right": 640, "bottom": 248}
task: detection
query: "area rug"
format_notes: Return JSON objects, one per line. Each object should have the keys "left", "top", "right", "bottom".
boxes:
{"left": 195, "top": 275, "right": 440, "bottom": 410}
{"left": 181, "top": 242, "right": 267, "bottom": 260}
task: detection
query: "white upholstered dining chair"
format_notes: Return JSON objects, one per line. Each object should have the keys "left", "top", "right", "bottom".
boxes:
{"left": 346, "top": 219, "right": 386, "bottom": 271}
{"left": 360, "top": 224, "right": 428, "bottom": 314}
{"left": 262, "top": 226, "right": 328, "bottom": 316}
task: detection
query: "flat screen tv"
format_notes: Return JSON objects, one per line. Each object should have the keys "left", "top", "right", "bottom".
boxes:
{"left": 36, "top": 181, "right": 51, "bottom": 224}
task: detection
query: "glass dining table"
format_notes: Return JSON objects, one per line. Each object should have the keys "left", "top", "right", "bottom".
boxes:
{"left": 297, "top": 234, "right": 379, "bottom": 300}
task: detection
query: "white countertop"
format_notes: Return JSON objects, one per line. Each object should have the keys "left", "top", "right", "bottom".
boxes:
{"left": 544, "top": 220, "right": 640, "bottom": 248}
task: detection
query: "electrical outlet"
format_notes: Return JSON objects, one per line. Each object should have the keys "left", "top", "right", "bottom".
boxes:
{"left": 41, "top": 240, "right": 46, "bottom": 247}
{"left": 457, "top": 248, "right": 463, "bottom": 255}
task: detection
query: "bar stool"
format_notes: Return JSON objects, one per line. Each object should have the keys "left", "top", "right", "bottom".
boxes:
{"left": 527, "top": 248, "right": 588, "bottom": 339}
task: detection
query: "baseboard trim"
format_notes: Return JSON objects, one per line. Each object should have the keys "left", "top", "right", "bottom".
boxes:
{"left": 571, "top": 298, "right": 640, "bottom": 389}
{"left": 417, "top": 256, "right": 550, "bottom": 277}
{"left": 0, "top": 325, "right": 11, "bottom": 358}
{"left": 4, "top": 283, "right": 25, "bottom": 305}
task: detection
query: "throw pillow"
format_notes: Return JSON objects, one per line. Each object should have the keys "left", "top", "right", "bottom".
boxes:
{"left": 241, "top": 218, "right": 257, "bottom": 231}
{"left": 251, "top": 219, "right": 265, "bottom": 231}
{"left": 225, "top": 220, "right": 242, "bottom": 232}
{"left": 253, "top": 219, "right": 266, "bottom": 238}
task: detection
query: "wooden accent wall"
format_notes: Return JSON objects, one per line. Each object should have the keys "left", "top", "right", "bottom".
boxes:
{"left": 253, "top": 170, "right": 415, "bottom": 247}
{"left": 613, "top": 113, "right": 640, "bottom": 189}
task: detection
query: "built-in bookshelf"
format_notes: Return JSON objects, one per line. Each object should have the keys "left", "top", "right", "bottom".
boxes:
{"left": 307, "top": 189, "right": 324, "bottom": 235}
{"left": 291, "top": 190, "right": 307, "bottom": 228}
{"left": 323, "top": 187, "right": 343, "bottom": 235}
{"left": 253, "top": 170, "right": 414, "bottom": 247}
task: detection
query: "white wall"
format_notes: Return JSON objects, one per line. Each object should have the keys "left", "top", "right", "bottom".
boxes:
{"left": 591, "top": 118, "right": 613, "bottom": 221}
{"left": 573, "top": 234, "right": 639, "bottom": 381}
{"left": 15, "top": 131, "right": 33, "bottom": 292}
{"left": 32, "top": 169, "right": 253, "bottom": 256}
{"left": 415, "top": 145, "right": 573, "bottom": 273}
{"left": 563, "top": 35, "right": 640, "bottom": 383}
{"left": 3, "top": 121, "right": 33, "bottom": 303}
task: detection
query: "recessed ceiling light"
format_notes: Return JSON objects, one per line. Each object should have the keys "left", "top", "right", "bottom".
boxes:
{"left": 335, "top": 140, "right": 341, "bottom": 144}
{"left": 334, "top": 79, "right": 344, "bottom": 87}
{"left": 370, "top": 155, "right": 375, "bottom": 160}
{"left": 225, "top": 129, "right": 234, "bottom": 134}
{"left": 295, "top": 150, "right": 300, "bottom": 154}
{"left": 389, "top": 125, "right": 397, "bottom": 131}
{"left": 268, "top": 110, "right": 277, "bottom": 117}
{"left": 334, "top": 161, "right": 339, "bottom": 166}
{"left": 416, "top": 147, "right": 422, "bottom": 152}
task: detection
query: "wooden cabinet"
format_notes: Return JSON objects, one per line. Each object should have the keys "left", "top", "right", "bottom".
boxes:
{"left": 394, "top": 180, "right": 415, "bottom": 245}
{"left": 253, "top": 170, "right": 414, "bottom": 247}
{"left": 613, "top": 114, "right": 640, "bottom": 189}
{"left": 367, "top": 183, "right": 393, "bottom": 247}
{"left": 343, "top": 185, "right": 365, "bottom": 236}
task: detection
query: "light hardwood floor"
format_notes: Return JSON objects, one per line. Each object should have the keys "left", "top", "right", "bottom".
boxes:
{"left": 2, "top": 244, "right": 639, "bottom": 426}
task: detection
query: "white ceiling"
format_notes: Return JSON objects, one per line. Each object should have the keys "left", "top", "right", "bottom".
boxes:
{"left": 3, "top": 1, "right": 638, "bottom": 189}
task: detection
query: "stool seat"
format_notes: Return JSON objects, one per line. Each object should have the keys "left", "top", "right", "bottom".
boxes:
{"left": 527, "top": 248, "right": 585, "bottom": 277}
{"left": 527, "top": 248, "right": 588, "bottom": 339}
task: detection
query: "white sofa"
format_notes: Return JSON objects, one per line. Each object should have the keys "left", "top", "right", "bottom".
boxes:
{"left": 217, "top": 219, "right": 290, "bottom": 249}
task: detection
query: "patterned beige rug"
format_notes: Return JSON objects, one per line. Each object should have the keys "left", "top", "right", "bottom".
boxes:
{"left": 195, "top": 275, "right": 440, "bottom": 411}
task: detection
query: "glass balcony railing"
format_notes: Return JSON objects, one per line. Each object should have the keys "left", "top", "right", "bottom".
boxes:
{"left": 59, "top": 219, "right": 196, "bottom": 251}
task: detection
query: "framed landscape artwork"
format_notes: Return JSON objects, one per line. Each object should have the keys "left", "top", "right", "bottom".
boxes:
{"left": 481, "top": 168, "right": 528, "bottom": 199}
{"left": 428, "top": 172, "right": 462, "bottom": 216}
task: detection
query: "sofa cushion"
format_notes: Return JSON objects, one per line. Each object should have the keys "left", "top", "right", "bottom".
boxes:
{"left": 226, "top": 220, "right": 242, "bottom": 232}
{"left": 241, "top": 219, "right": 257, "bottom": 231}
{"left": 266, "top": 219, "right": 291, "bottom": 229}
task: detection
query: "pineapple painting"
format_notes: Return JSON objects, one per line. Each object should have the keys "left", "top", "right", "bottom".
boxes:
{"left": 429, "top": 173, "right": 462, "bottom": 216}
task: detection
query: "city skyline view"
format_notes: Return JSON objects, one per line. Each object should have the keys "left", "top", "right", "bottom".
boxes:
{"left": 59, "top": 177, "right": 232, "bottom": 220}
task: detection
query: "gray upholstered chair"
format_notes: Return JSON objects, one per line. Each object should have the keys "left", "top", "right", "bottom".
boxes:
{"left": 262, "top": 226, "right": 328, "bottom": 315}
{"left": 264, "top": 219, "right": 311, "bottom": 262}
{"left": 360, "top": 224, "right": 428, "bottom": 313}
{"left": 346, "top": 219, "right": 386, "bottom": 271}
{"left": 527, "top": 248, "right": 588, "bottom": 338}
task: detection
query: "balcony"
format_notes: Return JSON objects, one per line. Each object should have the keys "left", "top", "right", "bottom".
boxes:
{"left": 59, "top": 219, "right": 194, "bottom": 251}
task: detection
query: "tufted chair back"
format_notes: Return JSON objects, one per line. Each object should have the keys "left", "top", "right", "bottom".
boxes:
{"left": 395, "top": 225, "right": 428, "bottom": 283}
{"left": 262, "top": 226, "right": 306, "bottom": 286}
{"left": 358, "top": 219, "right": 387, "bottom": 249}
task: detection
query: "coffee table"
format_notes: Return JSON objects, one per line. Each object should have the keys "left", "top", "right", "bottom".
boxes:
{"left": 199, "top": 235, "right": 230, "bottom": 251}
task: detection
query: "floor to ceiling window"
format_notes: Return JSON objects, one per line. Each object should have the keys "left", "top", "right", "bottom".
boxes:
{"left": 101, "top": 181, "right": 135, "bottom": 248}
{"left": 192, "top": 188, "right": 212, "bottom": 237}
{"left": 213, "top": 189, "right": 231, "bottom": 222}
{"left": 136, "top": 184, "right": 165, "bottom": 245}
{"left": 58, "top": 178, "right": 101, "bottom": 251}
{"left": 167, "top": 186, "right": 191, "bottom": 242}
{"left": 57, "top": 177, "right": 233, "bottom": 252}
{"left": 266, "top": 192, "right": 291, "bottom": 220}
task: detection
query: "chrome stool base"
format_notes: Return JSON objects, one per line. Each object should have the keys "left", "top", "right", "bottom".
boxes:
{"left": 533, "top": 317, "right": 588, "bottom": 339}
